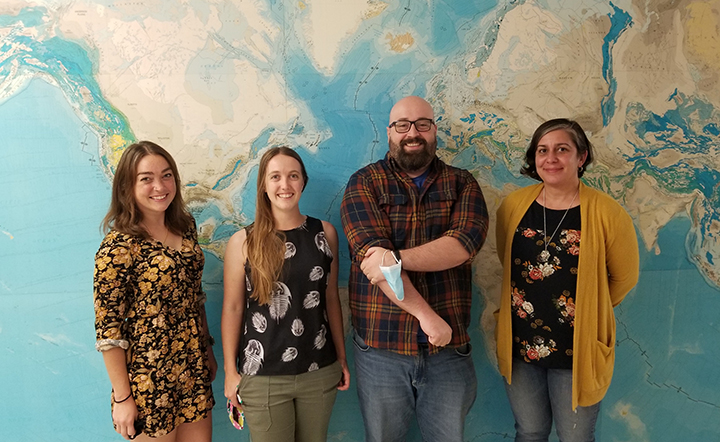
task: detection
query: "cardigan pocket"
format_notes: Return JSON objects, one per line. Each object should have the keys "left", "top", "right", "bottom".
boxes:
{"left": 592, "top": 339, "right": 615, "bottom": 389}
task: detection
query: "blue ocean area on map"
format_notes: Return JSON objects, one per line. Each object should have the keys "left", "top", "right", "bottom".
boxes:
{"left": 0, "top": 77, "right": 110, "bottom": 439}
{"left": 612, "top": 215, "right": 720, "bottom": 440}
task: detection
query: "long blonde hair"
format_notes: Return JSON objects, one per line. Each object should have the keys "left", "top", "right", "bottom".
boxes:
{"left": 246, "top": 147, "right": 308, "bottom": 305}
{"left": 102, "top": 141, "right": 192, "bottom": 237}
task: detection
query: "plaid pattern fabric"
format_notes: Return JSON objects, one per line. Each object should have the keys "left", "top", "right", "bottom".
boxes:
{"left": 340, "top": 154, "right": 488, "bottom": 355}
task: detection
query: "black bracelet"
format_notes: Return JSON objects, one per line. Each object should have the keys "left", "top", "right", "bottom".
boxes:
{"left": 113, "top": 391, "right": 132, "bottom": 403}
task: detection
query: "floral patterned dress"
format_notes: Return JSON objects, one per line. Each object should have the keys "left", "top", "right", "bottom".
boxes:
{"left": 93, "top": 223, "right": 215, "bottom": 437}
{"left": 510, "top": 201, "right": 581, "bottom": 369}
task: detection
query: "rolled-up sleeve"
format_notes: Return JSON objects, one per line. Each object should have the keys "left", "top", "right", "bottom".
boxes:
{"left": 443, "top": 171, "right": 488, "bottom": 260}
{"left": 93, "top": 233, "right": 134, "bottom": 352}
{"left": 340, "top": 171, "right": 394, "bottom": 262}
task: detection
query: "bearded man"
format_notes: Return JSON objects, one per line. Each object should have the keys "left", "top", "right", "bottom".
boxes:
{"left": 340, "top": 96, "right": 489, "bottom": 442}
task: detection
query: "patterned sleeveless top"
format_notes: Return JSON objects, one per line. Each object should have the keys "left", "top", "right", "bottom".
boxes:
{"left": 240, "top": 216, "right": 337, "bottom": 375}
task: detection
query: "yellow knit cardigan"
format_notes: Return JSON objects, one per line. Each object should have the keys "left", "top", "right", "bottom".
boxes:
{"left": 495, "top": 182, "right": 639, "bottom": 409}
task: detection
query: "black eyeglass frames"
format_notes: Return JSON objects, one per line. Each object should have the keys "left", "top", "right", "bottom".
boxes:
{"left": 388, "top": 118, "right": 435, "bottom": 133}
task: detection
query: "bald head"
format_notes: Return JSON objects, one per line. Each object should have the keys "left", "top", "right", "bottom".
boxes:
{"left": 386, "top": 96, "right": 438, "bottom": 177}
{"left": 389, "top": 96, "right": 435, "bottom": 125}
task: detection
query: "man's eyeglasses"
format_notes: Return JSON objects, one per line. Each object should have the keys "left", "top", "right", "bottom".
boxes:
{"left": 389, "top": 119, "right": 435, "bottom": 133}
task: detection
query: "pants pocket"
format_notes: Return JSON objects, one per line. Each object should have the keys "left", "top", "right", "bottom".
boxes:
{"left": 237, "top": 375, "right": 272, "bottom": 432}
{"left": 352, "top": 329, "right": 371, "bottom": 352}
{"left": 454, "top": 342, "right": 473, "bottom": 357}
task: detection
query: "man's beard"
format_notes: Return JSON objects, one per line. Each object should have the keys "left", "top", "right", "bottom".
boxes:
{"left": 389, "top": 137, "right": 436, "bottom": 173}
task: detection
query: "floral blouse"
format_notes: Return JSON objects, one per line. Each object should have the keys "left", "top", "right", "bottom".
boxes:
{"left": 510, "top": 201, "right": 581, "bottom": 369}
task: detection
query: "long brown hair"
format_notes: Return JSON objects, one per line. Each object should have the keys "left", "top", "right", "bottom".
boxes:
{"left": 102, "top": 141, "right": 192, "bottom": 237}
{"left": 246, "top": 147, "right": 308, "bottom": 305}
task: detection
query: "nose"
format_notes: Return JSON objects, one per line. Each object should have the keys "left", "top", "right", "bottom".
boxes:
{"left": 406, "top": 123, "right": 421, "bottom": 136}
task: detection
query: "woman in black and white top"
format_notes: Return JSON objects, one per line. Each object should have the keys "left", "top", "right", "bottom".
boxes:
{"left": 221, "top": 146, "right": 350, "bottom": 442}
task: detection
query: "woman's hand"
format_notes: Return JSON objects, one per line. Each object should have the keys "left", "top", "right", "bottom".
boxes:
{"left": 337, "top": 360, "right": 351, "bottom": 391}
{"left": 112, "top": 396, "right": 139, "bottom": 440}
{"left": 225, "top": 371, "right": 243, "bottom": 408}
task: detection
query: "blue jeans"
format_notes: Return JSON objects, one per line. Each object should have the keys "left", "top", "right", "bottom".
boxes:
{"left": 504, "top": 360, "right": 601, "bottom": 442}
{"left": 352, "top": 330, "right": 477, "bottom": 442}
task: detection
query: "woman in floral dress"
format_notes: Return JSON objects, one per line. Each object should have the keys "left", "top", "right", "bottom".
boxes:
{"left": 94, "top": 141, "right": 216, "bottom": 441}
{"left": 495, "top": 119, "right": 639, "bottom": 442}
{"left": 221, "top": 146, "right": 350, "bottom": 442}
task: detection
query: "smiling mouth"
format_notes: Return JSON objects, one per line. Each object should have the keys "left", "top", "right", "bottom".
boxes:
{"left": 150, "top": 194, "right": 169, "bottom": 201}
{"left": 401, "top": 138, "right": 426, "bottom": 150}
{"left": 277, "top": 193, "right": 294, "bottom": 199}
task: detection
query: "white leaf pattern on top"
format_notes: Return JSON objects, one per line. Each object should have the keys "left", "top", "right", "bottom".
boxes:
{"left": 284, "top": 242, "right": 296, "bottom": 259}
{"left": 303, "top": 291, "right": 320, "bottom": 309}
{"left": 251, "top": 312, "right": 267, "bottom": 333}
{"left": 291, "top": 318, "right": 304, "bottom": 336}
{"left": 269, "top": 282, "right": 292, "bottom": 322}
{"left": 243, "top": 339, "right": 264, "bottom": 375}
{"left": 314, "top": 324, "right": 327, "bottom": 350}
{"left": 314, "top": 232, "right": 333, "bottom": 257}
{"left": 308, "top": 362, "right": 319, "bottom": 372}
{"left": 245, "top": 273, "right": 253, "bottom": 292}
{"left": 281, "top": 347, "right": 298, "bottom": 362}
{"left": 309, "top": 266, "right": 324, "bottom": 281}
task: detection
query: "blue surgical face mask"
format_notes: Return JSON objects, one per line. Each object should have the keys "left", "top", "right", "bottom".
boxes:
{"left": 379, "top": 250, "right": 404, "bottom": 301}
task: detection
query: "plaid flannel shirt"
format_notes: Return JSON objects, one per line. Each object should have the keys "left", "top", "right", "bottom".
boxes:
{"left": 340, "top": 153, "right": 488, "bottom": 355}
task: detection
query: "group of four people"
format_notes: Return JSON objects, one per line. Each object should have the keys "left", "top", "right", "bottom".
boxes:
{"left": 93, "top": 95, "right": 639, "bottom": 442}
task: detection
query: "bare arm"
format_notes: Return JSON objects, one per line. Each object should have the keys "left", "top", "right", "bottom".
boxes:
{"left": 221, "top": 229, "right": 248, "bottom": 408}
{"left": 373, "top": 272, "right": 452, "bottom": 347}
{"left": 397, "top": 236, "right": 470, "bottom": 270}
{"left": 322, "top": 221, "right": 350, "bottom": 390}
{"left": 101, "top": 347, "right": 138, "bottom": 440}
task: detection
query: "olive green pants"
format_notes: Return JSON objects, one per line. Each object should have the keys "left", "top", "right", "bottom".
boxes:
{"left": 238, "top": 361, "right": 342, "bottom": 442}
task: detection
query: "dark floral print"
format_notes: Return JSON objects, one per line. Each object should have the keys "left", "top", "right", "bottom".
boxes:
{"left": 94, "top": 224, "right": 214, "bottom": 437}
{"left": 510, "top": 202, "right": 581, "bottom": 368}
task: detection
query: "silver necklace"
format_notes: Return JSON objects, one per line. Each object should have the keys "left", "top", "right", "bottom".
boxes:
{"left": 539, "top": 187, "right": 578, "bottom": 263}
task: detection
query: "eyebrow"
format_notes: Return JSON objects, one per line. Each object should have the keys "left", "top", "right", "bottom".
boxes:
{"left": 537, "top": 142, "right": 572, "bottom": 147}
{"left": 137, "top": 167, "right": 172, "bottom": 176}
{"left": 267, "top": 169, "right": 301, "bottom": 175}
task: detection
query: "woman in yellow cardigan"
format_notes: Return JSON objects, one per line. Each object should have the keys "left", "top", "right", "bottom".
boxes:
{"left": 495, "top": 119, "right": 639, "bottom": 442}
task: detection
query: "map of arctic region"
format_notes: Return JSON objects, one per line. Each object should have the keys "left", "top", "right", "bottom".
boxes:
{"left": 1, "top": 1, "right": 719, "bottom": 441}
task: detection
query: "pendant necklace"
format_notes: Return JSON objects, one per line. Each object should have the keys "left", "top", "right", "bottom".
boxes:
{"left": 538, "top": 186, "right": 578, "bottom": 263}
